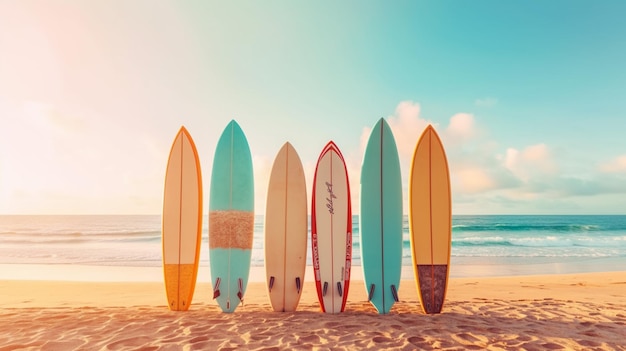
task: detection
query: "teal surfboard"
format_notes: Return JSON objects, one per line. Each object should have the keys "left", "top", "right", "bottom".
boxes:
{"left": 209, "top": 120, "right": 254, "bottom": 313}
{"left": 359, "top": 118, "right": 403, "bottom": 314}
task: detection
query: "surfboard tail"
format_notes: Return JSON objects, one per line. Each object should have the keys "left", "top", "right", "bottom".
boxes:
{"left": 416, "top": 264, "right": 448, "bottom": 314}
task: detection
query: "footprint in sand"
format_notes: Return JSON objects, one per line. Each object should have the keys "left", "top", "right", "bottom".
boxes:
{"left": 407, "top": 336, "right": 425, "bottom": 344}
{"left": 298, "top": 334, "right": 321, "bottom": 344}
{"left": 541, "top": 342, "right": 566, "bottom": 350}
{"left": 577, "top": 339, "right": 601, "bottom": 348}
{"left": 372, "top": 336, "right": 393, "bottom": 343}
{"left": 520, "top": 341, "right": 565, "bottom": 350}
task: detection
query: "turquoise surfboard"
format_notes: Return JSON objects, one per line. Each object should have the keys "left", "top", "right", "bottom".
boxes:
{"left": 359, "top": 118, "right": 403, "bottom": 314}
{"left": 209, "top": 120, "right": 254, "bottom": 313}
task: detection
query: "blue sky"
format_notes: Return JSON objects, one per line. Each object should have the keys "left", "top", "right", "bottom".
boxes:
{"left": 1, "top": 1, "right": 625, "bottom": 214}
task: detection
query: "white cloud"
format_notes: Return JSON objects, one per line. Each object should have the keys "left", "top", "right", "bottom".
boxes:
{"left": 353, "top": 101, "right": 626, "bottom": 214}
{"left": 6, "top": 95, "right": 621, "bottom": 215}
{"left": 444, "top": 113, "right": 477, "bottom": 144}
{"left": 503, "top": 143, "right": 558, "bottom": 182}
{"left": 599, "top": 155, "right": 626, "bottom": 173}
{"left": 359, "top": 126, "right": 372, "bottom": 158}
{"left": 354, "top": 101, "right": 431, "bottom": 215}
{"left": 385, "top": 101, "right": 432, "bottom": 161}
{"left": 252, "top": 154, "right": 273, "bottom": 215}
{"left": 453, "top": 167, "right": 496, "bottom": 194}
{"left": 0, "top": 100, "right": 166, "bottom": 214}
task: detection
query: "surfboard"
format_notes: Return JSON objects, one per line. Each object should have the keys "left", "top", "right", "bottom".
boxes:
{"left": 311, "top": 141, "right": 352, "bottom": 314}
{"left": 360, "top": 118, "right": 403, "bottom": 314}
{"left": 162, "top": 126, "right": 203, "bottom": 311}
{"left": 209, "top": 120, "right": 254, "bottom": 313}
{"left": 409, "top": 125, "right": 452, "bottom": 314}
{"left": 264, "top": 142, "right": 308, "bottom": 312}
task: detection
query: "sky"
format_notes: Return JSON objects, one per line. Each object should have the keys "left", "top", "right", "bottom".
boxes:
{"left": 1, "top": 0, "right": 626, "bottom": 215}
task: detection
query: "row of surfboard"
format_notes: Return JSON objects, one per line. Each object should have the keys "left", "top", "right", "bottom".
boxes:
{"left": 162, "top": 118, "right": 451, "bottom": 315}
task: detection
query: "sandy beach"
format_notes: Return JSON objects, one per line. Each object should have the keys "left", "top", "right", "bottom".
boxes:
{"left": 1, "top": 271, "right": 625, "bottom": 350}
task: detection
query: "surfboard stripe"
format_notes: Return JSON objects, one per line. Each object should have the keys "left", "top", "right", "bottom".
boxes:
{"left": 279, "top": 148, "right": 287, "bottom": 309}
{"left": 377, "top": 123, "right": 386, "bottom": 312}
{"left": 428, "top": 131, "right": 435, "bottom": 311}
{"left": 281, "top": 148, "right": 288, "bottom": 309}
{"left": 379, "top": 125, "right": 386, "bottom": 312}
{"left": 209, "top": 211, "right": 254, "bottom": 249}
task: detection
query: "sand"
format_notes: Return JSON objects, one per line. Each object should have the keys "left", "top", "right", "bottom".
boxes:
{"left": 1, "top": 272, "right": 625, "bottom": 350}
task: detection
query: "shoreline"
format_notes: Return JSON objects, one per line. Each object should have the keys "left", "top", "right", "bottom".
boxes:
{"left": 1, "top": 271, "right": 625, "bottom": 309}
{"left": 1, "top": 255, "right": 625, "bottom": 282}
{"left": 2, "top": 272, "right": 625, "bottom": 350}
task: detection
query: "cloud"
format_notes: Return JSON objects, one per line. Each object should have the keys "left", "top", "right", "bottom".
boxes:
{"left": 444, "top": 113, "right": 477, "bottom": 144}
{"left": 599, "top": 155, "right": 626, "bottom": 173}
{"left": 361, "top": 101, "right": 508, "bottom": 195}
{"left": 353, "top": 100, "right": 626, "bottom": 214}
{"left": 503, "top": 143, "right": 557, "bottom": 182}
{"left": 354, "top": 101, "right": 431, "bottom": 214}
{"left": 0, "top": 100, "right": 166, "bottom": 214}
{"left": 385, "top": 101, "right": 432, "bottom": 161}
{"left": 22, "top": 101, "right": 86, "bottom": 133}
{"left": 453, "top": 167, "right": 496, "bottom": 194}
{"left": 475, "top": 97, "right": 498, "bottom": 107}
{"left": 252, "top": 154, "right": 273, "bottom": 214}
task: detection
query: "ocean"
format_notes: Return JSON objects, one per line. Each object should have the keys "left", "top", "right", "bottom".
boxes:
{"left": 1, "top": 215, "right": 625, "bottom": 279}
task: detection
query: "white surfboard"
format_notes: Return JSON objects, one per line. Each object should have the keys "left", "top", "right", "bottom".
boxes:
{"left": 264, "top": 142, "right": 308, "bottom": 312}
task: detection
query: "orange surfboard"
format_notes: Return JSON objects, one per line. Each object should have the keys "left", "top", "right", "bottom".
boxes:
{"left": 162, "top": 126, "right": 203, "bottom": 311}
{"left": 409, "top": 125, "right": 452, "bottom": 314}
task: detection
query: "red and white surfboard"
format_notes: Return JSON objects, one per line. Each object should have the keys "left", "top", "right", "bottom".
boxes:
{"left": 311, "top": 141, "right": 352, "bottom": 313}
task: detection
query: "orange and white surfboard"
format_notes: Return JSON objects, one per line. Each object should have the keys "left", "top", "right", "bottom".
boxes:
{"left": 162, "top": 126, "right": 203, "bottom": 311}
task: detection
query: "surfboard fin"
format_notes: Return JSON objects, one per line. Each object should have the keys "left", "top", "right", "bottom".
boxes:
{"left": 368, "top": 284, "right": 375, "bottom": 302}
{"left": 269, "top": 276, "right": 275, "bottom": 292}
{"left": 213, "top": 277, "right": 221, "bottom": 299}
{"left": 323, "top": 282, "right": 328, "bottom": 296}
{"left": 337, "top": 282, "right": 343, "bottom": 297}
{"left": 296, "top": 277, "right": 301, "bottom": 294}
{"left": 237, "top": 278, "right": 244, "bottom": 304}
{"left": 391, "top": 284, "right": 399, "bottom": 302}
